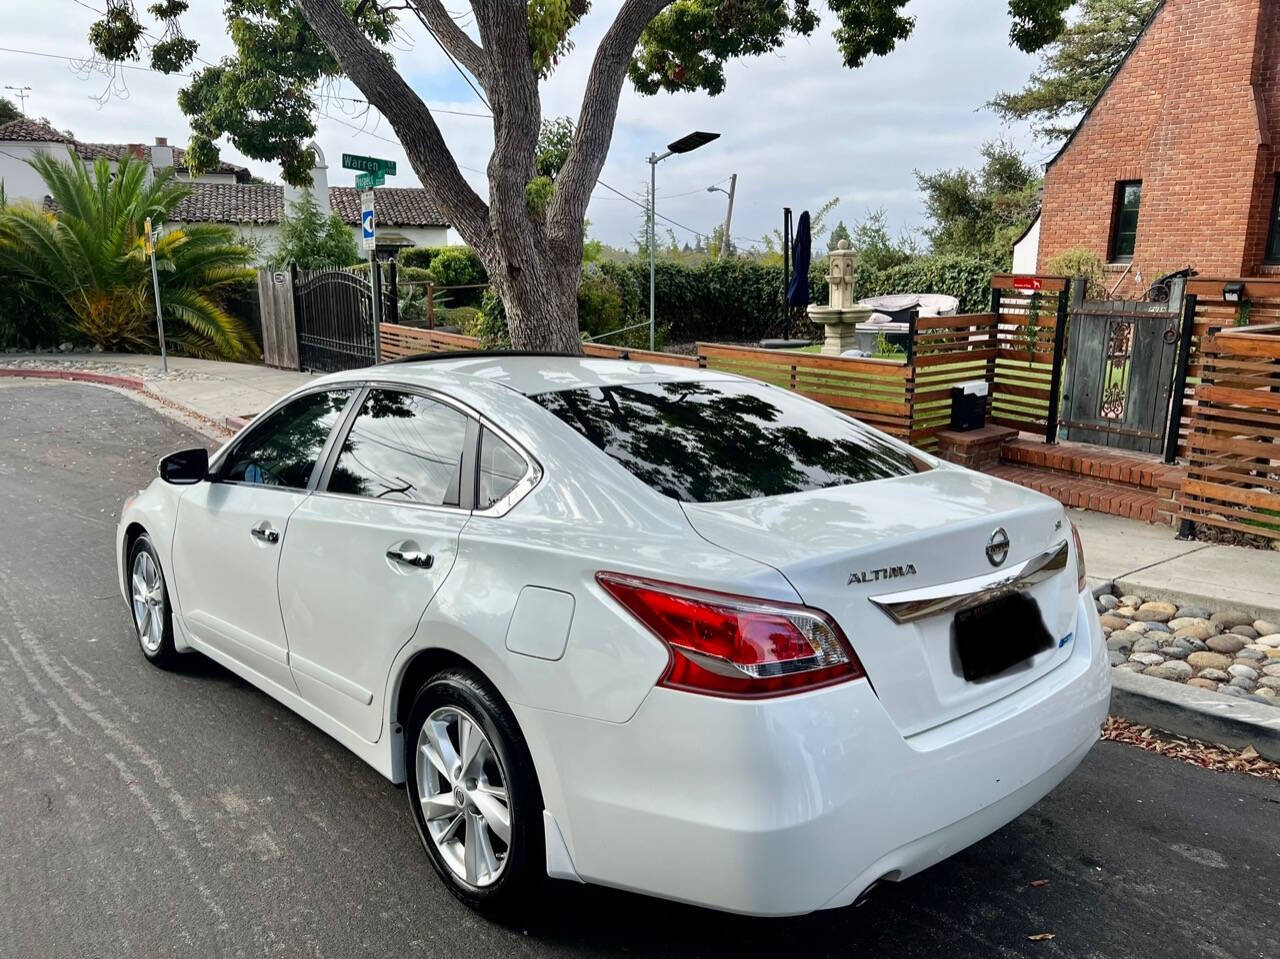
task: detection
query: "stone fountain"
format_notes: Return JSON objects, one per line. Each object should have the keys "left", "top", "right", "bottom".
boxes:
{"left": 807, "top": 240, "right": 873, "bottom": 355}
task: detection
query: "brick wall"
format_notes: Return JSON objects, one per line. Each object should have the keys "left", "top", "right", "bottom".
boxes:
{"left": 1037, "top": 0, "right": 1280, "bottom": 294}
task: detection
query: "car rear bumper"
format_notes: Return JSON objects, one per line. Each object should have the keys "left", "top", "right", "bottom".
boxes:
{"left": 524, "top": 589, "right": 1110, "bottom": 916}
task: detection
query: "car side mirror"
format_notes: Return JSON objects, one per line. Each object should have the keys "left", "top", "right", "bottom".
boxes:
{"left": 158, "top": 447, "right": 210, "bottom": 485}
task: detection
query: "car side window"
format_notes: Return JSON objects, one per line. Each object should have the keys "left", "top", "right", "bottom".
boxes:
{"left": 222, "top": 389, "right": 354, "bottom": 490}
{"left": 478, "top": 429, "right": 527, "bottom": 509}
{"left": 326, "top": 389, "right": 468, "bottom": 506}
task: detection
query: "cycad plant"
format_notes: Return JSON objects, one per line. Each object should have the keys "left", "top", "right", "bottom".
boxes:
{"left": 0, "top": 150, "right": 255, "bottom": 359}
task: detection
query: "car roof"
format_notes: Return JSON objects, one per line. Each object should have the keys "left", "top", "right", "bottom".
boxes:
{"left": 354, "top": 353, "right": 736, "bottom": 396}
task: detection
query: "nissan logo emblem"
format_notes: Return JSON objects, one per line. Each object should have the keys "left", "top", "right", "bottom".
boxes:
{"left": 986, "top": 528, "right": 1010, "bottom": 567}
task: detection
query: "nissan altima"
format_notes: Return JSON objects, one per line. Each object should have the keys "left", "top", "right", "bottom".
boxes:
{"left": 116, "top": 353, "right": 1110, "bottom": 916}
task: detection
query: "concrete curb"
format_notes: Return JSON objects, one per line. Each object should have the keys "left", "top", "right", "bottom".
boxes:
{"left": 0, "top": 367, "right": 145, "bottom": 390}
{"left": 1112, "top": 576, "right": 1280, "bottom": 626}
{"left": 1109, "top": 669, "right": 1280, "bottom": 762}
{"left": 0, "top": 366, "right": 234, "bottom": 439}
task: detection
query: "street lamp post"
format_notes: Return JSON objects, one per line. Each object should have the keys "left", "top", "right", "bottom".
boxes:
{"left": 648, "top": 131, "right": 720, "bottom": 351}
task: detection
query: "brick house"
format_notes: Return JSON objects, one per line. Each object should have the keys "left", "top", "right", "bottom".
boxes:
{"left": 1033, "top": 0, "right": 1280, "bottom": 293}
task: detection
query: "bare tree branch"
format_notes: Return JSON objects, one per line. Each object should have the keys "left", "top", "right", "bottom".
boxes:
{"left": 549, "top": 0, "right": 674, "bottom": 242}
{"left": 408, "top": 0, "right": 491, "bottom": 90}
{"left": 294, "top": 0, "right": 491, "bottom": 250}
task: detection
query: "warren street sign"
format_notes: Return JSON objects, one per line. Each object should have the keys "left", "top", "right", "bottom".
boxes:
{"left": 355, "top": 171, "right": 384, "bottom": 190}
{"left": 361, "top": 190, "right": 376, "bottom": 252}
{"left": 343, "top": 153, "right": 397, "bottom": 176}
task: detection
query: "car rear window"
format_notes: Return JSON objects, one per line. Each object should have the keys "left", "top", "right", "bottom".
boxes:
{"left": 528, "top": 379, "right": 922, "bottom": 503}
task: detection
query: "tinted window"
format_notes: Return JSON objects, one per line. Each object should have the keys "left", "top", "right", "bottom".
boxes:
{"left": 530, "top": 380, "right": 921, "bottom": 503}
{"left": 326, "top": 390, "right": 468, "bottom": 505}
{"left": 478, "top": 429, "right": 527, "bottom": 509}
{"left": 1266, "top": 176, "right": 1280, "bottom": 263}
{"left": 222, "top": 389, "right": 353, "bottom": 489}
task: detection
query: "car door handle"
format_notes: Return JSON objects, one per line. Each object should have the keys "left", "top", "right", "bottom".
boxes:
{"left": 386, "top": 542, "right": 434, "bottom": 569}
{"left": 250, "top": 522, "right": 280, "bottom": 544}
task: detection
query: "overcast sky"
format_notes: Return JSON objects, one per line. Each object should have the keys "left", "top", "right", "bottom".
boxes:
{"left": 2, "top": 0, "right": 1051, "bottom": 249}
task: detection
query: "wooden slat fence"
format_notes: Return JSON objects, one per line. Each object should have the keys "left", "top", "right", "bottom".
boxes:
{"left": 378, "top": 323, "right": 703, "bottom": 368}
{"left": 1178, "top": 323, "right": 1280, "bottom": 540}
{"left": 910, "top": 312, "right": 999, "bottom": 445}
{"left": 988, "top": 280, "right": 1067, "bottom": 436}
{"left": 698, "top": 343, "right": 913, "bottom": 438}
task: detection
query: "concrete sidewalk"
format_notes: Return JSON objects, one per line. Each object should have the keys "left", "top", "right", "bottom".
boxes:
{"left": 1073, "top": 510, "right": 1280, "bottom": 621}
{"left": 0, "top": 352, "right": 311, "bottom": 431}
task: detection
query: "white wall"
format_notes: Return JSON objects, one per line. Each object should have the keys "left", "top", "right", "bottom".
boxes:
{"left": 1012, "top": 216, "right": 1041, "bottom": 276}
{"left": 0, "top": 142, "right": 66, "bottom": 203}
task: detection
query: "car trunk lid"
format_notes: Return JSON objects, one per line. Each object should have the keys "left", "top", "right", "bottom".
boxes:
{"left": 681, "top": 466, "right": 1080, "bottom": 736}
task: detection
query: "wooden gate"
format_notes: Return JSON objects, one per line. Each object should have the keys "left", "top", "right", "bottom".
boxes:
{"left": 1061, "top": 300, "right": 1182, "bottom": 453}
{"left": 291, "top": 264, "right": 394, "bottom": 373}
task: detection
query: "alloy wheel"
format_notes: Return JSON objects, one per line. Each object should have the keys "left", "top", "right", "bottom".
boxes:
{"left": 416, "top": 706, "right": 512, "bottom": 887}
{"left": 131, "top": 550, "right": 165, "bottom": 654}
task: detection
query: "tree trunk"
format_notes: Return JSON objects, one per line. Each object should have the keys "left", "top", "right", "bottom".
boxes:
{"left": 490, "top": 249, "right": 583, "bottom": 353}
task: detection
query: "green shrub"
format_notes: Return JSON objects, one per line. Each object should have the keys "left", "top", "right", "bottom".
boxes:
{"left": 1045, "top": 246, "right": 1105, "bottom": 299}
{"left": 399, "top": 246, "right": 442, "bottom": 270}
{"left": 469, "top": 290, "right": 510, "bottom": 347}
{"left": 425, "top": 247, "right": 488, "bottom": 307}
{"left": 439, "top": 305, "right": 480, "bottom": 329}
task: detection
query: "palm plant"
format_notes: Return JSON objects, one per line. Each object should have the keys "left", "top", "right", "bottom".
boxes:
{"left": 0, "top": 150, "right": 255, "bottom": 359}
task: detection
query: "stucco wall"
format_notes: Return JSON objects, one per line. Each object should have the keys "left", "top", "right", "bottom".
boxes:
{"left": 0, "top": 142, "right": 66, "bottom": 203}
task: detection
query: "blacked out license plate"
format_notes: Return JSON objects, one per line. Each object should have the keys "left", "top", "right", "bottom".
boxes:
{"left": 953, "top": 592, "right": 1054, "bottom": 682}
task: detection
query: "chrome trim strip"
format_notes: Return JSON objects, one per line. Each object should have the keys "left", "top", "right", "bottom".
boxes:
{"left": 869, "top": 541, "right": 1070, "bottom": 625}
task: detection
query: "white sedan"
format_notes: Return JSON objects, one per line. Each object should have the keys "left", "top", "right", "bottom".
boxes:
{"left": 117, "top": 354, "right": 1110, "bottom": 917}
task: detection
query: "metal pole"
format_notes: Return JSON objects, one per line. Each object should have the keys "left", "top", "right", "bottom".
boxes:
{"left": 1164, "top": 291, "right": 1197, "bottom": 465}
{"left": 648, "top": 154, "right": 657, "bottom": 352}
{"left": 1045, "top": 284, "right": 1070, "bottom": 444}
{"left": 369, "top": 252, "right": 382, "bottom": 364}
{"left": 149, "top": 233, "right": 168, "bottom": 374}
{"left": 719, "top": 173, "right": 737, "bottom": 260}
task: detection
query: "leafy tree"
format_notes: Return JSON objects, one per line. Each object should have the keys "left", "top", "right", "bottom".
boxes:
{"left": 0, "top": 97, "right": 20, "bottom": 126}
{"left": 847, "top": 208, "right": 914, "bottom": 271}
{"left": 827, "top": 219, "right": 852, "bottom": 252}
{"left": 270, "top": 189, "right": 359, "bottom": 270}
{"left": 86, "top": 0, "right": 1077, "bottom": 351}
{"left": 989, "top": 0, "right": 1159, "bottom": 142}
{"left": 914, "top": 141, "right": 1042, "bottom": 267}
{"left": 0, "top": 151, "right": 255, "bottom": 357}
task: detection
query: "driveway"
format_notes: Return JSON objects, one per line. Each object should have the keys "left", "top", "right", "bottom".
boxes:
{"left": 1, "top": 381, "right": 1276, "bottom": 959}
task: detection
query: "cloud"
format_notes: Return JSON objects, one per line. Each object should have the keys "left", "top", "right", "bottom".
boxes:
{"left": 1, "top": 0, "right": 1040, "bottom": 248}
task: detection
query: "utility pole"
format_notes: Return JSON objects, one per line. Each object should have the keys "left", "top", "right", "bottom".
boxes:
{"left": 5, "top": 85, "right": 31, "bottom": 114}
{"left": 144, "top": 217, "right": 168, "bottom": 373}
{"left": 707, "top": 174, "right": 737, "bottom": 259}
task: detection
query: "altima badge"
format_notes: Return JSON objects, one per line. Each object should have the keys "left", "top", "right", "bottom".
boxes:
{"left": 986, "top": 528, "right": 1010, "bottom": 567}
{"left": 848, "top": 565, "right": 917, "bottom": 585}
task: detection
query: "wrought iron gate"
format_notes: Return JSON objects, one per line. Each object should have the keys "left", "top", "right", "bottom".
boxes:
{"left": 291, "top": 263, "right": 395, "bottom": 373}
{"left": 1060, "top": 300, "right": 1181, "bottom": 453}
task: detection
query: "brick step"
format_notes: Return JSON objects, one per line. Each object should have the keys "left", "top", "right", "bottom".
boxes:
{"left": 987, "top": 463, "right": 1174, "bottom": 525}
{"left": 999, "top": 438, "right": 1184, "bottom": 496}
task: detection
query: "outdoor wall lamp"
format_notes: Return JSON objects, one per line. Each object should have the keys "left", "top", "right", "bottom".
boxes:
{"left": 1223, "top": 281, "right": 1245, "bottom": 303}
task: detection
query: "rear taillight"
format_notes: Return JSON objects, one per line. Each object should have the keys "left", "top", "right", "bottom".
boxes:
{"left": 596, "top": 572, "right": 865, "bottom": 698}
{"left": 1071, "top": 521, "right": 1087, "bottom": 593}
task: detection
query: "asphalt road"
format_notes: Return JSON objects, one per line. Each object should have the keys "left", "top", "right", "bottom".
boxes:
{"left": 1, "top": 381, "right": 1277, "bottom": 959}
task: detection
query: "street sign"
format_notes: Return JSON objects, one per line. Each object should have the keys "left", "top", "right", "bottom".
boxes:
{"left": 1012, "top": 276, "right": 1043, "bottom": 292}
{"left": 343, "top": 153, "right": 397, "bottom": 176}
{"left": 361, "top": 190, "right": 376, "bottom": 252}
{"left": 355, "top": 170, "right": 384, "bottom": 190}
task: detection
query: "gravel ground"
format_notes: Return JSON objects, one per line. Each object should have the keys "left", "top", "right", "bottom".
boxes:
{"left": 0, "top": 354, "right": 214, "bottom": 382}
{"left": 1099, "top": 590, "right": 1280, "bottom": 705}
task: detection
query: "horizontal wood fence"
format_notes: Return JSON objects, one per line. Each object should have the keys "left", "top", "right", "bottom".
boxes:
{"left": 378, "top": 323, "right": 702, "bottom": 368}
{"left": 698, "top": 343, "right": 914, "bottom": 438}
{"left": 988, "top": 278, "right": 1069, "bottom": 438}
{"left": 1178, "top": 324, "right": 1280, "bottom": 540}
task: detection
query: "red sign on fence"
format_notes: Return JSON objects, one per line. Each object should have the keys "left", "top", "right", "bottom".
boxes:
{"left": 1012, "top": 276, "right": 1043, "bottom": 292}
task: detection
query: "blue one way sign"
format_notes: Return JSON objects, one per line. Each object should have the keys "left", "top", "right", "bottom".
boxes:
{"left": 360, "top": 190, "right": 376, "bottom": 251}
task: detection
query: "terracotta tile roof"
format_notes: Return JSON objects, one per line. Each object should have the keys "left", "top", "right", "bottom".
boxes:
{"left": 0, "top": 117, "right": 73, "bottom": 143}
{"left": 73, "top": 142, "right": 251, "bottom": 180}
{"left": 329, "top": 187, "right": 448, "bottom": 228}
{"left": 169, "top": 183, "right": 449, "bottom": 228}
{"left": 171, "top": 183, "right": 284, "bottom": 225}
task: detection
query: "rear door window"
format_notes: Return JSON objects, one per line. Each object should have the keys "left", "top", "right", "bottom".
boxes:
{"left": 477, "top": 429, "right": 528, "bottom": 509}
{"left": 529, "top": 379, "right": 921, "bottom": 503}
{"left": 325, "top": 389, "right": 469, "bottom": 506}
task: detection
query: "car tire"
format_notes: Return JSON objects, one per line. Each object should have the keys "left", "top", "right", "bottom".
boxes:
{"left": 127, "top": 533, "right": 179, "bottom": 668}
{"left": 404, "top": 667, "right": 545, "bottom": 916}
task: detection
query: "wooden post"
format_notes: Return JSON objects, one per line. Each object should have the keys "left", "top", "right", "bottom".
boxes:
{"left": 1044, "top": 283, "right": 1072, "bottom": 444}
{"left": 1164, "top": 292, "right": 1198, "bottom": 465}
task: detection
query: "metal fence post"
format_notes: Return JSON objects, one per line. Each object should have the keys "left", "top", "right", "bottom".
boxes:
{"left": 370, "top": 259, "right": 383, "bottom": 364}
{"left": 289, "top": 261, "right": 301, "bottom": 365}
{"left": 387, "top": 258, "right": 398, "bottom": 327}
{"left": 1164, "top": 292, "right": 1198, "bottom": 465}
{"left": 1044, "top": 284, "right": 1071, "bottom": 444}
{"left": 427, "top": 282, "right": 435, "bottom": 330}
